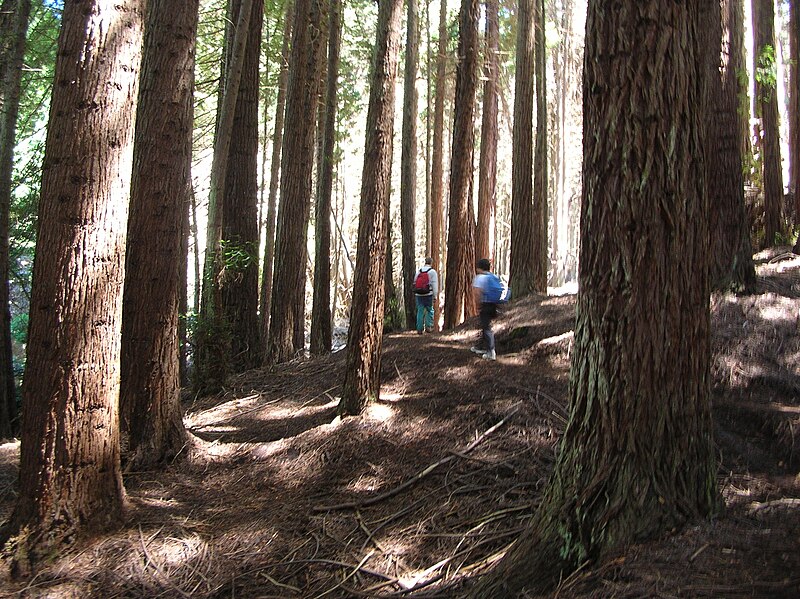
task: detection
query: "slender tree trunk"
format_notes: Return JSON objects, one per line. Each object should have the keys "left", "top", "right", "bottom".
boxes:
{"left": 338, "top": 0, "right": 404, "bottom": 416}
{"left": 0, "top": 0, "right": 30, "bottom": 439}
{"left": 532, "top": 0, "right": 547, "bottom": 291}
{"left": 311, "top": 0, "right": 340, "bottom": 355}
{"left": 470, "top": 3, "right": 718, "bottom": 595}
{"left": 1, "top": 0, "right": 144, "bottom": 567}
{"left": 196, "top": 0, "right": 255, "bottom": 392}
{"left": 259, "top": 0, "right": 292, "bottom": 354}
{"left": 267, "top": 0, "right": 325, "bottom": 364}
{"left": 429, "top": 0, "right": 448, "bottom": 331}
{"left": 510, "top": 0, "right": 537, "bottom": 298}
{"left": 752, "top": 0, "right": 783, "bottom": 247}
{"left": 121, "top": 0, "right": 197, "bottom": 470}
{"left": 789, "top": 0, "right": 799, "bottom": 221}
{"left": 443, "top": 0, "right": 479, "bottom": 329}
{"left": 400, "top": 0, "right": 419, "bottom": 330}
{"left": 707, "top": 0, "right": 756, "bottom": 291}
{"left": 475, "top": 0, "right": 498, "bottom": 265}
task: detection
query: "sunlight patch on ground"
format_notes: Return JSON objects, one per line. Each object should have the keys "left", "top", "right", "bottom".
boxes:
{"left": 537, "top": 331, "right": 574, "bottom": 346}
{"left": 185, "top": 393, "right": 262, "bottom": 428}
{"left": 366, "top": 401, "right": 396, "bottom": 424}
{"left": 548, "top": 281, "right": 578, "bottom": 296}
{"left": 754, "top": 294, "right": 798, "bottom": 323}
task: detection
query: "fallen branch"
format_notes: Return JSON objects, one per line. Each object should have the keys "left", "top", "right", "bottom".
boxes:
{"left": 314, "top": 406, "right": 521, "bottom": 512}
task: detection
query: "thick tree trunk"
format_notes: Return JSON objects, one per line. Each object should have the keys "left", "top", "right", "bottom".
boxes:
{"left": 443, "top": 0, "right": 479, "bottom": 329}
{"left": 267, "top": 0, "right": 324, "bottom": 364}
{"left": 121, "top": 0, "right": 197, "bottom": 470}
{"left": 311, "top": 0, "right": 340, "bottom": 355}
{"left": 752, "top": 0, "right": 783, "bottom": 247}
{"left": 707, "top": 0, "right": 755, "bottom": 291}
{"left": 400, "top": 0, "right": 419, "bottom": 330}
{"left": 429, "top": 0, "right": 448, "bottom": 331}
{"left": 338, "top": 0, "right": 403, "bottom": 416}
{"left": 509, "top": 0, "right": 536, "bottom": 298}
{"left": 789, "top": 0, "right": 799, "bottom": 220}
{"left": 222, "top": 0, "right": 263, "bottom": 372}
{"left": 0, "top": 0, "right": 30, "bottom": 439}
{"left": 475, "top": 0, "right": 498, "bottom": 265}
{"left": 2, "top": 0, "right": 144, "bottom": 568}
{"left": 532, "top": 0, "right": 547, "bottom": 291}
{"left": 259, "top": 0, "right": 292, "bottom": 353}
{"left": 470, "top": 2, "right": 719, "bottom": 595}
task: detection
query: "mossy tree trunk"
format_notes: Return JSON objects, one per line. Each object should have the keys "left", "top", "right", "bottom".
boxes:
{"left": 470, "top": 2, "right": 719, "bottom": 595}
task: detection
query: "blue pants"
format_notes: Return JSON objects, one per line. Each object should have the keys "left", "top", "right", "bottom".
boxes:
{"left": 416, "top": 295, "right": 433, "bottom": 332}
{"left": 479, "top": 303, "right": 497, "bottom": 351}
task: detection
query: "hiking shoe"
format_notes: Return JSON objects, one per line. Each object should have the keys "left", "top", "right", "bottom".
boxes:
{"left": 482, "top": 349, "right": 496, "bottom": 361}
{"left": 470, "top": 346, "right": 486, "bottom": 355}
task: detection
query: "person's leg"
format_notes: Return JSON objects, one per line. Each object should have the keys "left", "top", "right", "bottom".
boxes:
{"left": 481, "top": 304, "right": 497, "bottom": 359}
{"left": 416, "top": 297, "right": 424, "bottom": 333}
{"left": 423, "top": 298, "right": 434, "bottom": 331}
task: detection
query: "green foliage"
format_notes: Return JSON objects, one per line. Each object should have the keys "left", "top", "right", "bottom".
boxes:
{"left": 10, "top": 313, "right": 28, "bottom": 346}
{"left": 755, "top": 45, "right": 777, "bottom": 90}
{"left": 220, "top": 239, "right": 258, "bottom": 272}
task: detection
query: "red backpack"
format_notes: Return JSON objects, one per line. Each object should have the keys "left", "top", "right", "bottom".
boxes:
{"left": 414, "top": 268, "right": 432, "bottom": 295}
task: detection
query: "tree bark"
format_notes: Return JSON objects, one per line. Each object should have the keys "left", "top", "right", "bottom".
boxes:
{"left": 752, "top": 0, "right": 783, "bottom": 247}
{"left": 338, "top": 0, "right": 404, "bottom": 416}
{"left": 470, "top": 2, "right": 719, "bottom": 594}
{"left": 532, "top": 0, "right": 548, "bottom": 291}
{"left": 400, "top": 0, "right": 419, "bottom": 330}
{"left": 1, "top": 0, "right": 144, "bottom": 567}
{"left": 429, "top": 0, "right": 448, "bottom": 331}
{"left": 121, "top": 0, "right": 197, "bottom": 470}
{"left": 311, "top": 0, "right": 340, "bottom": 355}
{"left": 222, "top": 0, "right": 263, "bottom": 372}
{"left": 196, "top": 0, "right": 255, "bottom": 392}
{"left": 443, "top": 0, "right": 479, "bottom": 329}
{"left": 789, "top": 0, "right": 799, "bottom": 221}
{"left": 0, "top": 0, "right": 30, "bottom": 439}
{"left": 259, "top": 0, "right": 293, "bottom": 354}
{"left": 510, "top": 0, "right": 537, "bottom": 298}
{"left": 267, "top": 0, "right": 325, "bottom": 364}
{"left": 475, "top": 0, "right": 498, "bottom": 265}
{"left": 707, "top": 0, "right": 755, "bottom": 291}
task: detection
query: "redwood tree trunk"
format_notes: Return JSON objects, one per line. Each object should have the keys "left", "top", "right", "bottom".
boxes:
{"left": 400, "top": 0, "right": 419, "bottom": 330}
{"left": 429, "top": 0, "right": 448, "bottom": 330}
{"left": 259, "top": 0, "right": 292, "bottom": 353}
{"left": 789, "top": 0, "right": 799, "bottom": 219}
{"left": 120, "top": 0, "right": 197, "bottom": 470}
{"left": 311, "top": 0, "right": 340, "bottom": 355}
{"left": 443, "top": 0, "right": 479, "bottom": 329}
{"left": 0, "top": 0, "right": 30, "bottom": 438}
{"left": 471, "top": 2, "right": 718, "bottom": 594}
{"left": 509, "top": 0, "right": 536, "bottom": 298}
{"left": 475, "top": 0, "right": 498, "bottom": 264}
{"left": 338, "top": 0, "right": 403, "bottom": 416}
{"left": 222, "top": 0, "right": 263, "bottom": 372}
{"left": 267, "top": 0, "right": 324, "bottom": 364}
{"left": 707, "top": 0, "right": 755, "bottom": 291}
{"left": 3, "top": 0, "right": 144, "bottom": 566}
{"left": 752, "top": 0, "right": 783, "bottom": 247}
{"left": 532, "top": 0, "right": 547, "bottom": 291}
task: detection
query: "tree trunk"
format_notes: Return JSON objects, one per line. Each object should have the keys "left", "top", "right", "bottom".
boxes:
{"left": 471, "top": 2, "right": 719, "bottom": 594}
{"left": 267, "top": 0, "right": 324, "bottom": 364}
{"left": 121, "top": 0, "right": 197, "bottom": 470}
{"left": 532, "top": 0, "right": 548, "bottom": 291}
{"left": 1, "top": 0, "right": 144, "bottom": 567}
{"left": 475, "top": 0, "right": 498, "bottom": 265}
{"left": 222, "top": 0, "right": 263, "bottom": 372}
{"left": 443, "top": 0, "right": 479, "bottom": 329}
{"left": 707, "top": 0, "right": 756, "bottom": 291}
{"left": 259, "top": 0, "right": 292, "bottom": 353}
{"left": 311, "top": 0, "right": 340, "bottom": 355}
{"left": 429, "top": 0, "right": 448, "bottom": 331}
{"left": 752, "top": 0, "right": 783, "bottom": 247}
{"left": 196, "top": 0, "right": 255, "bottom": 393}
{"left": 789, "top": 0, "right": 799, "bottom": 220}
{"left": 400, "top": 0, "right": 419, "bottom": 330}
{"left": 0, "top": 0, "right": 30, "bottom": 439}
{"left": 510, "top": 0, "right": 536, "bottom": 298}
{"left": 338, "top": 0, "right": 403, "bottom": 416}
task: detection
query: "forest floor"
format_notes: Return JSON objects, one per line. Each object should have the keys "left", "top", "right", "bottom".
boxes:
{"left": 0, "top": 250, "right": 799, "bottom": 598}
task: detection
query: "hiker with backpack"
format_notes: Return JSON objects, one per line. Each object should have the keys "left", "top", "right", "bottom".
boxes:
{"left": 471, "top": 258, "right": 510, "bottom": 361}
{"left": 413, "top": 257, "right": 438, "bottom": 334}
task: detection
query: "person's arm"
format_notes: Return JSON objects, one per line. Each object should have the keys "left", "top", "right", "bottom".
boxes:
{"left": 430, "top": 269, "right": 439, "bottom": 297}
{"left": 472, "top": 276, "right": 483, "bottom": 306}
